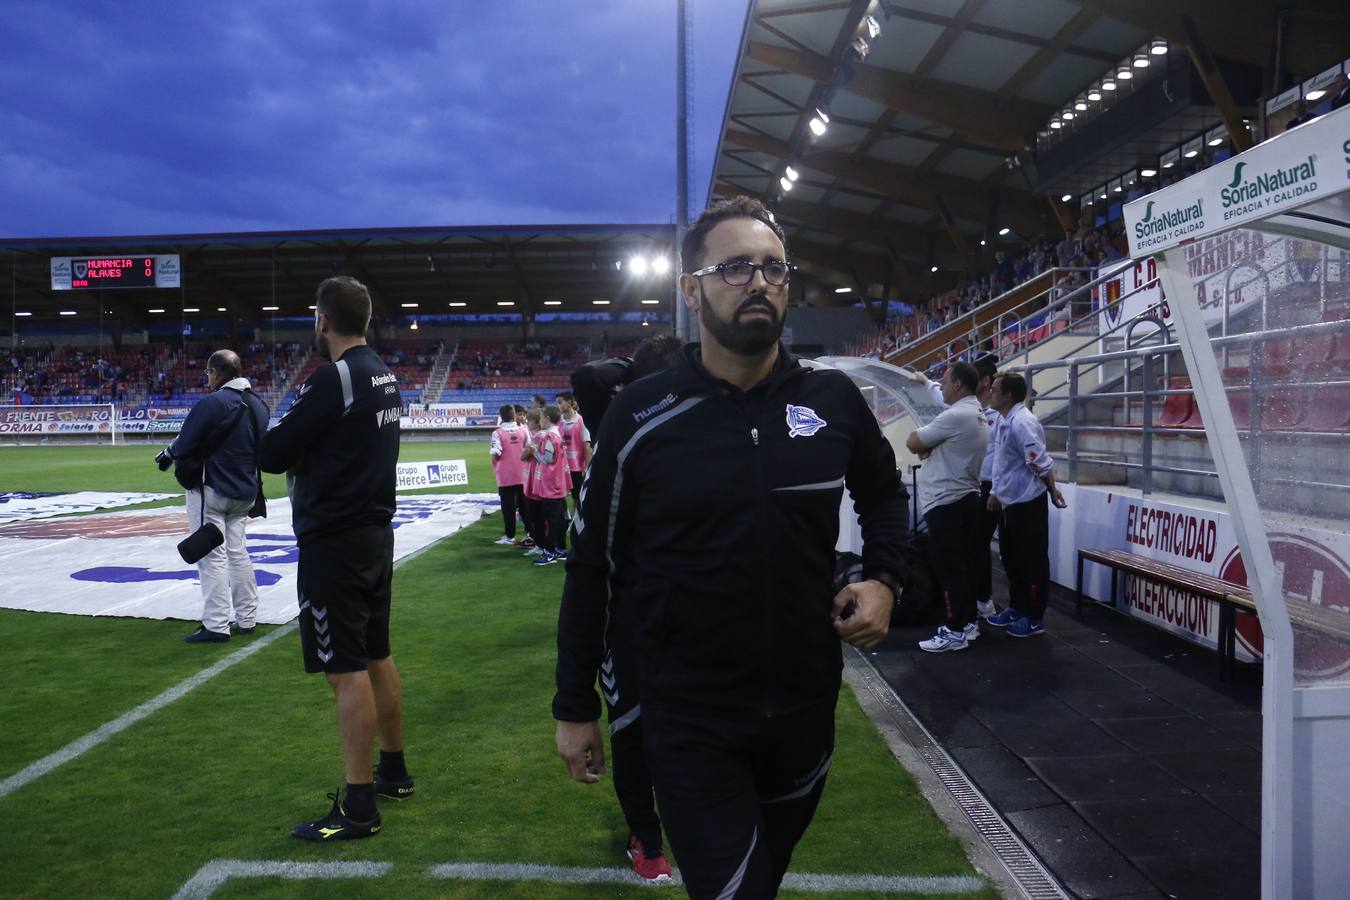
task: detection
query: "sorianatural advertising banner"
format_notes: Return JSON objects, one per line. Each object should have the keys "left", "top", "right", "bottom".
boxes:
{"left": 1123, "top": 104, "right": 1350, "bottom": 258}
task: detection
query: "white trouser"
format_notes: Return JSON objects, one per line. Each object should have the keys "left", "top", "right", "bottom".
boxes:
{"left": 184, "top": 485, "right": 258, "bottom": 634}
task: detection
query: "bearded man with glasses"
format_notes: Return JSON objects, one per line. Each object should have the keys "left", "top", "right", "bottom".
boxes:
{"left": 554, "top": 196, "right": 907, "bottom": 898}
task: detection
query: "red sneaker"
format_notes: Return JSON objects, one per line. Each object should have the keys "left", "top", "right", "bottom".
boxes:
{"left": 626, "top": 835, "right": 673, "bottom": 884}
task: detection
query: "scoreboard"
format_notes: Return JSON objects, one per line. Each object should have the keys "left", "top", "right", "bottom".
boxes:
{"left": 51, "top": 254, "right": 181, "bottom": 290}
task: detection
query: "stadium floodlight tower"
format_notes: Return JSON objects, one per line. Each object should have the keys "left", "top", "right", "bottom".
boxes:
{"left": 1123, "top": 105, "right": 1350, "bottom": 898}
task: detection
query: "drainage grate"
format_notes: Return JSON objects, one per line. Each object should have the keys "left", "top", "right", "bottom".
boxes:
{"left": 846, "top": 648, "right": 1070, "bottom": 900}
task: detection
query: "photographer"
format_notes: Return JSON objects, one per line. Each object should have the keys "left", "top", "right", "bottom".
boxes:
{"left": 157, "top": 349, "right": 268, "bottom": 643}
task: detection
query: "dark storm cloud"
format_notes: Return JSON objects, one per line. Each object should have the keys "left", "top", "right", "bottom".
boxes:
{"left": 0, "top": 0, "right": 747, "bottom": 236}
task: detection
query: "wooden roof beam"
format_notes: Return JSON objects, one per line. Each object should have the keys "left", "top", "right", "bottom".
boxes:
{"left": 746, "top": 40, "right": 1049, "bottom": 152}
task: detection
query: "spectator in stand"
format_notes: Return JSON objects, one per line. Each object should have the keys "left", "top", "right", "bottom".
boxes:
{"left": 984, "top": 372, "right": 1067, "bottom": 638}
{"left": 522, "top": 404, "right": 569, "bottom": 565}
{"left": 905, "top": 362, "right": 990, "bottom": 653}
{"left": 490, "top": 404, "right": 530, "bottom": 546}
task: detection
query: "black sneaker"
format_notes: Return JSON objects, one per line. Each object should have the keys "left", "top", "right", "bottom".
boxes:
{"left": 184, "top": 626, "right": 229, "bottom": 644}
{"left": 229, "top": 623, "right": 256, "bottom": 635}
{"left": 374, "top": 768, "right": 415, "bottom": 801}
{"left": 292, "top": 790, "right": 381, "bottom": 841}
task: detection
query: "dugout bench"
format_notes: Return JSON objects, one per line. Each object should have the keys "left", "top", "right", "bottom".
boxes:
{"left": 1075, "top": 548, "right": 1255, "bottom": 681}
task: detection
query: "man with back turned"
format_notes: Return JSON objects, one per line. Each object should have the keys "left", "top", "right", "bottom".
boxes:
{"left": 259, "top": 276, "right": 413, "bottom": 841}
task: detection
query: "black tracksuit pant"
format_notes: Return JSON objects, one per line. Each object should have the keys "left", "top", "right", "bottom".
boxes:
{"left": 999, "top": 490, "right": 1050, "bottom": 619}
{"left": 974, "top": 480, "right": 999, "bottom": 602}
{"left": 602, "top": 647, "right": 663, "bottom": 855}
{"left": 497, "top": 484, "right": 524, "bottom": 539}
{"left": 642, "top": 698, "right": 836, "bottom": 899}
{"left": 923, "top": 491, "right": 984, "bottom": 629}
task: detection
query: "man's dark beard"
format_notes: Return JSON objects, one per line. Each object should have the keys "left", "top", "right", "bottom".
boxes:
{"left": 314, "top": 331, "right": 330, "bottom": 361}
{"left": 698, "top": 284, "right": 785, "bottom": 356}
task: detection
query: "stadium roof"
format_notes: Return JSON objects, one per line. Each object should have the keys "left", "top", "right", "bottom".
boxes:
{"left": 708, "top": 0, "right": 1350, "bottom": 306}
{"left": 0, "top": 224, "right": 676, "bottom": 328}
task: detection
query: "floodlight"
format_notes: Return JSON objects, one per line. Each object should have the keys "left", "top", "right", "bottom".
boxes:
{"left": 785, "top": 165, "right": 799, "bottom": 182}
{"left": 1061, "top": 194, "right": 1072, "bottom": 202}
{"left": 835, "top": 286, "right": 852, "bottom": 294}
{"left": 1150, "top": 40, "right": 1168, "bottom": 55}
{"left": 652, "top": 257, "right": 671, "bottom": 274}
{"left": 1141, "top": 168, "right": 1158, "bottom": 177}
{"left": 629, "top": 256, "right": 650, "bottom": 275}
{"left": 998, "top": 227, "right": 1011, "bottom": 236}
{"left": 780, "top": 176, "right": 794, "bottom": 191}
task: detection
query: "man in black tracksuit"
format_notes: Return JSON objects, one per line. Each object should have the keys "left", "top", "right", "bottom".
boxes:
{"left": 258, "top": 276, "right": 413, "bottom": 842}
{"left": 554, "top": 197, "right": 907, "bottom": 898}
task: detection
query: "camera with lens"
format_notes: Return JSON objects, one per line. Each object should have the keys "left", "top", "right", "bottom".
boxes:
{"left": 155, "top": 447, "right": 174, "bottom": 471}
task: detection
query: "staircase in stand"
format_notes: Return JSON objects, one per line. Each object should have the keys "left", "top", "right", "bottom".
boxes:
{"left": 421, "top": 342, "right": 457, "bottom": 405}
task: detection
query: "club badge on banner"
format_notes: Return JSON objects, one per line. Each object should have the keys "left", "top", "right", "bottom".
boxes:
{"left": 0, "top": 494, "right": 500, "bottom": 624}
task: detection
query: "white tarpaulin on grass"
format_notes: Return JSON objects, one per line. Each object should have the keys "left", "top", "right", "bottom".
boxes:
{"left": 0, "top": 494, "right": 500, "bottom": 624}
{"left": 0, "top": 491, "right": 176, "bottom": 525}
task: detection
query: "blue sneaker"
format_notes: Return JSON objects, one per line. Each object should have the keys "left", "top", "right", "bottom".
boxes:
{"left": 984, "top": 607, "right": 1022, "bottom": 627}
{"left": 1007, "top": 617, "right": 1044, "bottom": 638}
{"left": 532, "top": 552, "right": 556, "bottom": 567}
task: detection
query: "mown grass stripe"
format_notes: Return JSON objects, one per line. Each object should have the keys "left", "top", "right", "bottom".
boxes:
{"left": 0, "top": 621, "right": 296, "bottom": 801}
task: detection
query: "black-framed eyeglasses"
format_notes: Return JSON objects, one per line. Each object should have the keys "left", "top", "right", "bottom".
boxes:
{"left": 690, "top": 260, "right": 796, "bottom": 286}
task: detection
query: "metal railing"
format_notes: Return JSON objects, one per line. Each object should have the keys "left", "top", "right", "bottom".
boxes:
{"left": 1010, "top": 317, "right": 1350, "bottom": 500}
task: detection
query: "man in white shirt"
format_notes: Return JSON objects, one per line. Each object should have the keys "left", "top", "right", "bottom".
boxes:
{"left": 985, "top": 372, "right": 1067, "bottom": 638}
{"left": 905, "top": 362, "right": 990, "bottom": 652}
{"left": 909, "top": 354, "right": 1002, "bottom": 619}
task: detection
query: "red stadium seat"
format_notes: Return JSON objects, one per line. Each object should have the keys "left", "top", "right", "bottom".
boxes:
{"left": 1155, "top": 380, "right": 1197, "bottom": 428}
{"left": 1329, "top": 332, "right": 1350, "bottom": 372}
{"left": 1260, "top": 389, "right": 1307, "bottom": 430}
{"left": 1290, "top": 386, "right": 1350, "bottom": 432}
{"left": 1228, "top": 391, "right": 1251, "bottom": 431}
{"left": 1292, "top": 333, "right": 1335, "bottom": 373}
{"left": 1260, "top": 337, "right": 1294, "bottom": 375}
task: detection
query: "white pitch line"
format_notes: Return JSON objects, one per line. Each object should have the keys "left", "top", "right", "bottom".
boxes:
{"left": 172, "top": 859, "right": 392, "bottom": 900}
{"left": 428, "top": 862, "right": 986, "bottom": 894}
{"left": 0, "top": 621, "right": 297, "bottom": 801}
{"left": 0, "top": 531, "right": 451, "bottom": 801}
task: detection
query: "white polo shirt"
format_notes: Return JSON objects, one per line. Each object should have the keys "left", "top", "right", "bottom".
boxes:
{"left": 914, "top": 395, "right": 989, "bottom": 516}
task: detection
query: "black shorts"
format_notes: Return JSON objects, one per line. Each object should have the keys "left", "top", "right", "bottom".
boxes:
{"left": 297, "top": 524, "right": 394, "bottom": 674}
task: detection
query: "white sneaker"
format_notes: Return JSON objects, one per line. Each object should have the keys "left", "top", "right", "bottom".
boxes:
{"left": 976, "top": 599, "right": 996, "bottom": 619}
{"left": 494, "top": 535, "right": 516, "bottom": 545}
{"left": 963, "top": 620, "right": 980, "bottom": 642}
{"left": 918, "top": 625, "right": 968, "bottom": 653}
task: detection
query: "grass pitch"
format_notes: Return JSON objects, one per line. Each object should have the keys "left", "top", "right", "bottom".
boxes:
{"left": 0, "top": 443, "right": 994, "bottom": 899}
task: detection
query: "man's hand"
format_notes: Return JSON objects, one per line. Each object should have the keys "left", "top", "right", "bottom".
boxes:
{"left": 832, "top": 579, "right": 893, "bottom": 649}
{"left": 1050, "top": 488, "right": 1067, "bottom": 509}
{"left": 555, "top": 720, "right": 605, "bottom": 783}
{"left": 987, "top": 494, "right": 1002, "bottom": 513}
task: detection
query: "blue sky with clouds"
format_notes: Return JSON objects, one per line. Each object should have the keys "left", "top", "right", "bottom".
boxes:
{"left": 0, "top": 0, "right": 748, "bottom": 237}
